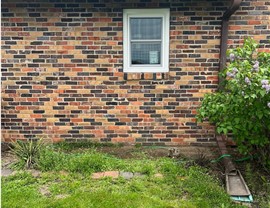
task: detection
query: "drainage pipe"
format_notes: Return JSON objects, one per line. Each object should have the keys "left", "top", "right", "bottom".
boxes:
{"left": 219, "top": 0, "right": 242, "bottom": 89}
{"left": 216, "top": 135, "right": 236, "bottom": 173}
{"left": 216, "top": 2, "right": 254, "bottom": 202}
{"left": 217, "top": 0, "right": 242, "bottom": 154}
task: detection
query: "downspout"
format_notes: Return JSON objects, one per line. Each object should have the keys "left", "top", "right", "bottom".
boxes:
{"left": 219, "top": 0, "right": 242, "bottom": 76}
{"left": 216, "top": 1, "right": 254, "bottom": 203}
{"left": 217, "top": 3, "right": 254, "bottom": 203}
{"left": 217, "top": 0, "right": 242, "bottom": 165}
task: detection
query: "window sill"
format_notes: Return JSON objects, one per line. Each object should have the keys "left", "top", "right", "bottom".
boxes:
{"left": 124, "top": 72, "right": 169, "bottom": 80}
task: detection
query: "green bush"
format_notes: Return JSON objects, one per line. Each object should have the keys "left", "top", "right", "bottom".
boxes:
{"left": 197, "top": 38, "right": 270, "bottom": 170}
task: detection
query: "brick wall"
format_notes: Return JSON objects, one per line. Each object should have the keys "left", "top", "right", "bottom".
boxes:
{"left": 1, "top": 0, "right": 269, "bottom": 145}
{"left": 228, "top": 0, "right": 270, "bottom": 50}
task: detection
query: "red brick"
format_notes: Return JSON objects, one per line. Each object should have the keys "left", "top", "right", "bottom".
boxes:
{"left": 248, "top": 20, "right": 261, "bottom": 25}
{"left": 71, "top": 118, "right": 83, "bottom": 123}
{"left": 91, "top": 172, "right": 104, "bottom": 179}
{"left": 10, "top": 18, "right": 23, "bottom": 22}
{"left": 63, "top": 46, "right": 74, "bottom": 50}
{"left": 103, "top": 171, "right": 119, "bottom": 178}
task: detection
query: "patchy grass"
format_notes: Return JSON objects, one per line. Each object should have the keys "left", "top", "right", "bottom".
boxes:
{"left": 2, "top": 146, "right": 245, "bottom": 208}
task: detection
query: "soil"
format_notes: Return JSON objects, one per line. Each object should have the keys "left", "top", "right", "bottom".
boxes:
{"left": 1, "top": 151, "right": 16, "bottom": 168}
{"left": 39, "top": 185, "right": 51, "bottom": 197}
{"left": 96, "top": 145, "right": 219, "bottom": 160}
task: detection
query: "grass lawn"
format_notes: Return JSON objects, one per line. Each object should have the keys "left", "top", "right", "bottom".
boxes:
{"left": 2, "top": 143, "right": 246, "bottom": 208}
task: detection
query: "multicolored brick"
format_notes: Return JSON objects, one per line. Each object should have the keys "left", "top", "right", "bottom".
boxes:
{"left": 1, "top": 0, "right": 270, "bottom": 145}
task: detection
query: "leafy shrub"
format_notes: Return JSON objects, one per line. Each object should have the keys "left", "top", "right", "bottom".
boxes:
{"left": 10, "top": 139, "right": 45, "bottom": 169}
{"left": 197, "top": 38, "right": 270, "bottom": 169}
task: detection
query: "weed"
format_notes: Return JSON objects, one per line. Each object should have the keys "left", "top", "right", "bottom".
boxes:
{"left": 193, "top": 149, "right": 211, "bottom": 167}
{"left": 2, "top": 171, "right": 36, "bottom": 185}
{"left": 37, "top": 147, "right": 68, "bottom": 171}
{"left": 244, "top": 163, "right": 270, "bottom": 207}
{"left": 134, "top": 143, "right": 142, "bottom": 148}
{"left": 10, "top": 139, "right": 45, "bottom": 169}
{"left": 37, "top": 148, "right": 126, "bottom": 174}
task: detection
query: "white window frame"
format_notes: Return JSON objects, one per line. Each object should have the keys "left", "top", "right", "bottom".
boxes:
{"left": 123, "top": 8, "right": 170, "bottom": 73}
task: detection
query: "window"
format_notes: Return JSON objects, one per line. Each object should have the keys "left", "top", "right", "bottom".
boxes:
{"left": 123, "top": 9, "right": 170, "bottom": 73}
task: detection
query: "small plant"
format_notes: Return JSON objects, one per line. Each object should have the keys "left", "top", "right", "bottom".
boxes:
{"left": 193, "top": 149, "right": 211, "bottom": 167}
{"left": 244, "top": 163, "right": 270, "bottom": 207}
{"left": 197, "top": 38, "right": 270, "bottom": 169}
{"left": 134, "top": 143, "right": 142, "bottom": 148}
{"left": 10, "top": 139, "right": 45, "bottom": 169}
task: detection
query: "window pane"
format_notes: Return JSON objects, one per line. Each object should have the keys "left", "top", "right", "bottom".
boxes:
{"left": 130, "top": 18, "right": 162, "bottom": 40}
{"left": 131, "top": 42, "right": 161, "bottom": 65}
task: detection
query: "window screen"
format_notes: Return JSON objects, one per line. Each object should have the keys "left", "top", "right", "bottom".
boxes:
{"left": 130, "top": 18, "right": 162, "bottom": 65}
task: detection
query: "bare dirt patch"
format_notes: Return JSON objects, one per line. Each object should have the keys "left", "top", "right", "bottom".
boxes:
{"left": 1, "top": 151, "right": 16, "bottom": 168}
{"left": 39, "top": 185, "right": 51, "bottom": 197}
{"left": 1, "top": 151, "right": 17, "bottom": 177}
{"left": 96, "top": 145, "right": 218, "bottom": 160}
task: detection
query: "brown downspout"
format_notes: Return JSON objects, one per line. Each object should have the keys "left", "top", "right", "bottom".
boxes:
{"left": 217, "top": 0, "right": 242, "bottom": 170}
{"left": 219, "top": 0, "right": 242, "bottom": 75}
